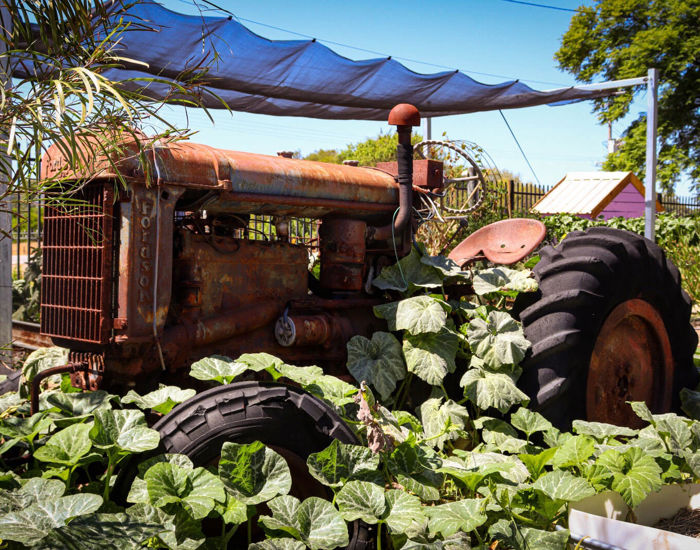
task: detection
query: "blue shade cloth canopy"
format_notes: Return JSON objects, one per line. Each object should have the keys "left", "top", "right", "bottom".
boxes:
{"left": 15, "top": 1, "right": 614, "bottom": 120}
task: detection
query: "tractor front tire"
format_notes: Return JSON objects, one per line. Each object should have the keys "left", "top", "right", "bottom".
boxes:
{"left": 153, "top": 381, "right": 374, "bottom": 549}
{"left": 517, "top": 227, "right": 698, "bottom": 428}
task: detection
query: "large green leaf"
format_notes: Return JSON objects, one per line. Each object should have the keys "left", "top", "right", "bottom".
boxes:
{"left": 652, "top": 413, "right": 694, "bottom": 455}
{"left": 144, "top": 462, "right": 226, "bottom": 519}
{"left": 34, "top": 422, "right": 92, "bottom": 466}
{"left": 373, "top": 245, "right": 443, "bottom": 293}
{"left": 426, "top": 499, "right": 487, "bottom": 537}
{"left": 453, "top": 451, "right": 530, "bottom": 484}
{"left": 385, "top": 490, "right": 427, "bottom": 538}
{"left": 260, "top": 495, "right": 349, "bottom": 550}
{"left": 518, "top": 447, "right": 558, "bottom": 479}
{"left": 403, "top": 329, "right": 459, "bottom": 386}
{"left": 306, "top": 440, "right": 380, "bottom": 488}
{"left": 121, "top": 385, "right": 196, "bottom": 415}
{"left": 347, "top": 332, "right": 405, "bottom": 400}
{"left": 465, "top": 311, "right": 530, "bottom": 369}
{"left": 219, "top": 441, "right": 291, "bottom": 505}
{"left": 250, "top": 540, "right": 306, "bottom": 550}
{"left": 43, "top": 390, "right": 113, "bottom": 417}
{"left": 32, "top": 512, "right": 161, "bottom": 550}
{"left": 336, "top": 481, "right": 387, "bottom": 524}
{"left": 596, "top": 447, "right": 663, "bottom": 508}
{"left": 551, "top": 435, "right": 596, "bottom": 468}
{"left": 22, "top": 347, "right": 69, "bottom": 385}
{"left": 420, "top": 398, "right": 469, "bottom": 450}
{"left": 489, "top": 519, "right": 569, "bottom": 550}
{"left": 373, "top": 301, "right": 400, "bottom": 331}
{"left": 460, "top": 366, "right": 529, "bottom": 413}
{"left": 126, "top": 503, "right": 204, "bottom": 550}
{"left": 571, "top": 420, "right": 639, "bottom": 441}
{"left": 189, "top": 355, "right": 248, "bottom": 385}
{"left": 532, "top": 470, "right": 595, "bottom": 502}
{"left": 0, "top": 478, "right": 65, "bottom": 514}
{"left": 0, "top": 493, "right": 102, "bottom": 545}
{"left": 395, "top": 296, "right": 449, "bottom": 335}
{"left": 510, "top": 407, "right": 553, "bottom": 438}
{"left": 236, "top": 352, "right": 284, "bottom": 372}
{"left": 0, "top": 412, "right": 53, "bottom": 441}
{"left": 472, "top": 267, "right": 537, "bottom": 296}
{"left": 89, "top": 409, "right": 160, "bottom": 454}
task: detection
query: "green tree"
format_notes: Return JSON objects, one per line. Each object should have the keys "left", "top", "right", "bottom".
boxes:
{"left": 555, "top": 0, "right": 699, "bottom": 194}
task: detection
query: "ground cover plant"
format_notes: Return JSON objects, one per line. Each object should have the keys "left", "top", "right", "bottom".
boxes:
{"left": 0, "top": 245, "right": 698, "bottom": 549}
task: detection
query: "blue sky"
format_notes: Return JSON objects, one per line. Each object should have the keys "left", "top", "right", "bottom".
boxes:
{"left": 157, "top": 0, "right": 684, "bottom": 193}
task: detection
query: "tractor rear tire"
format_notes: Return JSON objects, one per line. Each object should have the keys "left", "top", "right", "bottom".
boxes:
{"left": 152, "top": 381, "right": 374, "bottom": 550}
{"left": 516, "top": 227, "right": 699, "bottom": 428}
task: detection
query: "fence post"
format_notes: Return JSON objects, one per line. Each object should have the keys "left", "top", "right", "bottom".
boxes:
{"left": 508, "top": 180, "right": 514, "bottom": 218}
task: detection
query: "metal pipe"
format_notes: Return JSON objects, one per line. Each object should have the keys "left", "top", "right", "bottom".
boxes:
{"left": 30, "top": 363, "right": 87, "bottom": 414}
{"left": 644, "top": 67, "right": 658, "bottom": 241}
{"left": 370, "top": 104, "right": 421, "bottom": 242}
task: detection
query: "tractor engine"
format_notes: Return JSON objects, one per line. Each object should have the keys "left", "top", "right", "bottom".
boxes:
{"left": 39, "top": 105, "right": 438, "bottom": 392}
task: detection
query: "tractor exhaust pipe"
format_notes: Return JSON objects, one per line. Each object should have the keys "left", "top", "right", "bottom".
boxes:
{"left": 369, "top": 104, "right": 420, "bottom": 242}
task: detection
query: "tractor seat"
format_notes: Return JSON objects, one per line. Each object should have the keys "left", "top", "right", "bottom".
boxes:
{"left": 448, "top": 218, "right": 546, "bottom": 267}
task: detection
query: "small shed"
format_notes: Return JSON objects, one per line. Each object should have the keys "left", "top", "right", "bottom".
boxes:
{"left": 531, "top": 171, "right": 663, "bottom": 220}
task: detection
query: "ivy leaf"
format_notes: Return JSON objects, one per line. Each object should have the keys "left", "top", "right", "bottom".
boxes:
{"left": 481, "top": 430, "right": 529, "bottom": 454}
{"left": 261, "top": 495, "right": 349, "bottom": 550}
{"left": 347, "top": 332, "right": 405, "bottom": 400}
{"left": 385, "top": 490, "right": 427, "bottom": 537}
{"left": 466, "top": 311, "right": 530, "bottom": 369}
{"left": 21, "top": 347, "right": 69, "bottom": 387}
{"left": 460, "top": 367, "right": 529, "bottom": 413}
{"left": 373, "top": 245, "right": 443, "bottom": 293}
{"left": 0, "top": 412, "right": 53, "bottom": 441}
{"left": 596, "top": 447, "right": 663, "bottom": 508}
{"left": 34, "top": 422, "right": 92, "bottom": 466}
{"left": 472, "top": 267, "right": 537, "bottom": 296}
{"left": 420, "top": 398, "right": 469, "bottom": 450}
{"left": 0, "top": 493, "right": 102, "bottom": 545}
{"left": 395, "top": 296, "right": 449, "bottom": 335}
{"left": 89, "top": 409, "right": 160, "bottom": 454}
{"left": 275, "top": 364, "right": 324, "bottom": 387}
{"left": 454, "top": 451, "right": 530, "bottom": 484}
{"left": 189, "top": 355, "right": 248, "bottom": 385}
{"left": 489, "top": 519, "right": 569, "bottom": 550}
{"left": 336, "top": 481, "right": 387, "bottom": 524}
{"left": 214, "top": 493, "right": 249, "bottom": 526}
{"left": 551, "top": 435, "right": 596, "bottom": 468}
{"left": 43, "top": 390, "right": 113, "bottom": 417}
{"left": 572, "top": 420, "right": 639, "bottom": 441}
{"left": 426, "top": 499, "right": 487, "bottom": 537}
{"left": 121, "top": 385, "right": 196, "bottom": 415}
{"left": 510, "top": 407, "right": 553, "bottom": 438}
{"left": 629, "top": 401, "right": 654, "bottom": 424}
{"left": 403, "top": 329, "right": 459, "bottom": 386}
{"left": 306, "top": 440, "right": 380, "bottom": 488}
{"left": 0, "top": 478, "right": 65, "bottom": 514}
{"left": 680, "top": 388, "right": 700, "bottom": 420}
{"left": 219, "top": 441, "right": 291, "bottom": 505}
{"left": 533, "top": 470, "right": 595, "bottom": 502}
{"left": 653, "top": 413, "right": 694, "bottom": 455}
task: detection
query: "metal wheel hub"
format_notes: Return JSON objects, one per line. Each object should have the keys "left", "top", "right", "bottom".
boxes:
{"left": 587, "top": 299, "right": 674, "bottom": 427}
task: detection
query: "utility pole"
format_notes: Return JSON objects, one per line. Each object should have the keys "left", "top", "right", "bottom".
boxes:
{"left": 0, "top": 3, "right": 12, "bottom": 371}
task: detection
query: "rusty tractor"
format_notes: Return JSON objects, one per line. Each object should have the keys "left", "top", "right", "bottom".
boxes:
{"left": 31, "top": 104, "right": 698, "bottom": 546}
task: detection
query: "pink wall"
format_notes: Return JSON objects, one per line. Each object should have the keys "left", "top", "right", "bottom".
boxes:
{"left": 597, "top": 183, "right": 646, "bottom": 220}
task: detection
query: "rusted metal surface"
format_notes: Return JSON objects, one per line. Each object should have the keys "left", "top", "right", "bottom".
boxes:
{"left": 448, "top": 218, "right": 546, "bottom": 266}
{"left": 388, "top": 103, "right": 421, "bottom": 127}
{"left": 376, "top": 159, "right": 444, "bottom": 190}
{"left": 587, "top": 299, "right": 674, "bottom": 427}
{"left": 11, "top": 321, "right": 52, "bottom": 350}
{"left": 69, "top": 351, "right": 105, "bottom": 391}
{"left": 40, "top": 183, "right": 114, "bottom": 345}
{"left": 319, "top": 219, "right": 367, "bottom": 291}
{"left": 275, "top": 313, "right": 333, "bottom": 347}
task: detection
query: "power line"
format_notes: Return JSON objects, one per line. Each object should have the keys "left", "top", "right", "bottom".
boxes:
{"left": 498, "top": 110, "right": 543, "bottom": 186}
{"left": 499, "top": 0, "right": 578, "bottom": 13}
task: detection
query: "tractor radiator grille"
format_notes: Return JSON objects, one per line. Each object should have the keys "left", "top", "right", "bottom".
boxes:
{"left": 40, "top": 184, "right": 114, "bottom": 344}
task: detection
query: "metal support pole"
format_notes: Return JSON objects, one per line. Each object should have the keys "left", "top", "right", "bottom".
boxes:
{"left": 0, "top": 4, "right": 13, "bottom": 370}
{"left": 424, "top": 117, "right": 432, "bottom": 140}
{"left": 644, "top": 68, "right": 658, "bottom": 241}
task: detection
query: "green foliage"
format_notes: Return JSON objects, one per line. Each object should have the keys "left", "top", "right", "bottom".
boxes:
{"left": 555, "top": 0, "right": 700, "bottom": 192}
{"left": 543, "top": 213, "right": 700, "bottom": 303}
{"left": 11, "top": 248, "right": 41, "bottom": 322}
{"left": 0, "top": 246, "right": 698, "bottom": 549}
